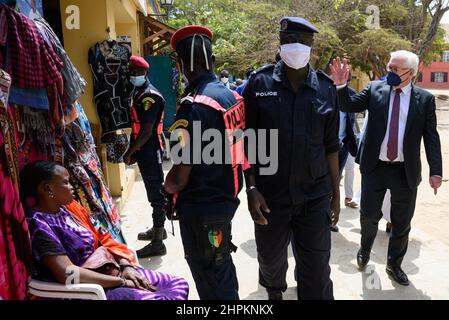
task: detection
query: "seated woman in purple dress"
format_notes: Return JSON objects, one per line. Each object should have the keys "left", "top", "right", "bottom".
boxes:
{"left": 20, "top": 161, "right": 189, "bottom": 300}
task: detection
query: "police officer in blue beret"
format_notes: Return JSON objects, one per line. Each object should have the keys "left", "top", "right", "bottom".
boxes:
{"left": 243, "top": 17, "right": 340, "bottom": 300}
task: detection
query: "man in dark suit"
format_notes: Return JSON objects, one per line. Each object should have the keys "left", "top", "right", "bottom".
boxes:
{"left": 330, "top": 51, "right": 442, "bottom": 285}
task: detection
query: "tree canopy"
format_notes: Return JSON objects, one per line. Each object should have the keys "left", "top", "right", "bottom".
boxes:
{"left": 168, "top": 0, "right": 449, "bottom": 79}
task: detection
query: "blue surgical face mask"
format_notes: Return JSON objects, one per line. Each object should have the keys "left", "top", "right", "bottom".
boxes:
{"left": 130, "top": 75, "right": 146, "bottom": 87}
{"left": 386, "top": 70, "right": 410, "bottom": 87}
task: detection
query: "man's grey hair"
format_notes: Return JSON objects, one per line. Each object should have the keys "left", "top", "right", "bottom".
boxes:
{"left": 389, "top": 50, "right": 420, "bottom": 76}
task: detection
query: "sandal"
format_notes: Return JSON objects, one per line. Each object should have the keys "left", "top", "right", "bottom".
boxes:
{"left": 345, "top": 198, "right": 359, "bottom": 208}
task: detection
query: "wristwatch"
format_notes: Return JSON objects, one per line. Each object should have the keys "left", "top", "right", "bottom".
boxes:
{"left": 246, "top": 186, "right": 257, "bottom": 194}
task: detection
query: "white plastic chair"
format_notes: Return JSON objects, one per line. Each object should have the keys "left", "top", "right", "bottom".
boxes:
{"left": 28, "top": 280, "right": 107, "bottom": 300}
{"left": 28, "top": 248, "right": 139, "bottom": 300}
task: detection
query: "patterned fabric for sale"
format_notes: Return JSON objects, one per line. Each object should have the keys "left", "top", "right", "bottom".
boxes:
{"left": 102, "top": 131, "right": 129, "bottom": 163}
{"left": 0, "top": 130, "right": 32, "bottom": 300}
{"left": 0, "top": 105, "right": 20, "bottom": 185}
{"left": 63, "top": 117, "right": 121, "bottom": 238}
{"left": 88, "top": 40, "right": 132, "bottom": 134}
{"left": 19, "top": 106, "right": 55, "bottom": 156}
{"left": 9, "top": 86, "right": 49, "bottom": 111}
{"left": 34, "top": 17, "right": 86, "bottom": 108}
{"left": 0, "top": 4, "right": 62, "bottom": 89}
{"left": 0, "top": 68, "right": 11, "bottom": 134}
{"left": 0, "top": 5, "right": 62, "bottom": 89}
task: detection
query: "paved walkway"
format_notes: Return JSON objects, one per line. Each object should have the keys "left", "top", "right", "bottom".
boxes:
{"left": 121, "top": 106, "right": 449, "bottom": 300}
{"left": 121, "top": 168, "right": 449, "bottom": 300}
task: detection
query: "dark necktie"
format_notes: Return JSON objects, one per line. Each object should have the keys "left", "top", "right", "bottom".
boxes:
{"left": 387, "top": 88, "right": 402, "bottom": 161}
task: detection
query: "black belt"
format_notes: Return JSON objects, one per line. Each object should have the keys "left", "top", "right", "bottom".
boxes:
{"left": 379, "top": 160, "right": 404, "bottom": 166}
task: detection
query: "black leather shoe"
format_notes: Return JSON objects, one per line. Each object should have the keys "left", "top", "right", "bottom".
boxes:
{"left": 357, "top": 249, "right": 370, "bottom": 270}
{"left": 267, "top": 289, "right": 283, "bottom": 300}
{"left": 386, "top": 265, "right": 409, "bottom": 286}
{"left": 330, "top": 225, "right": 339, "bottom": 233}
{"left": 137, "top": 227, "right": 168, "bottom": 241}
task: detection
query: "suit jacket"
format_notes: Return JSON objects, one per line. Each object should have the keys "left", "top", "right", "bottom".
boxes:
{"left": 342, "top": 87, "right": 358, "bottom": 157}
{"left": 337, "top": 81, "right": 442, "bottom": 189}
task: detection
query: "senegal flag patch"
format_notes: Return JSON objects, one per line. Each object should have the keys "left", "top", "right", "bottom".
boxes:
{"left": 142, "top": 97, "right": 155, "bottom": 111}
{"left": 208, "top": 229, "right": 223, "bottom": 248}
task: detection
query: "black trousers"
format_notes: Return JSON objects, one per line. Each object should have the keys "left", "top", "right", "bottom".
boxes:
{"left": 360, "top": 162, "right": 418, "bottom": 267}
{"left": 255, "top": 195, "right": 334, "bottom": 300}
{"left": 135, "top": 143, "right": 165, "bottom": 228}
{"left": 179, "top": 212, "right": 239, "bottom": 300}
{"left": 338, "top": 143, "right": 350, "bottom": 177}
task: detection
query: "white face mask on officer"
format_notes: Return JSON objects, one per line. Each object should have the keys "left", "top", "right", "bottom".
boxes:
{"left": 279, "top": 42, "right": 311, "bottom": 70}
{"left": 220, "top": 77, "right": 229, "bottom": 84}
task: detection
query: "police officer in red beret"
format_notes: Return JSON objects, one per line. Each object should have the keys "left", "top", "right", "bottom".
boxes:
{"left": 124, "top": 56, "right": 167, "bottom": 257}
{"left": 163, "top": 26, "right": 244, "bottom": 300}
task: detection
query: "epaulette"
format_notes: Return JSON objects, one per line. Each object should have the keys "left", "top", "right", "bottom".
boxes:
{"left": 316, "top": 69, "right": 334, "bottom": 83}
{"left": 180, "top": 93, "right": 194, "bottom": 105}
{"left": 251, "top": 64, "right": 275, "bottom": 77}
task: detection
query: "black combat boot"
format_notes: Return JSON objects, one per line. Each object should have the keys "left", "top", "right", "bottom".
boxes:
{"left": 137, "top": 227, "right": 168, "bottom": 241}
{"left": 136, "top": 227, "right": 167, "bottom": 257}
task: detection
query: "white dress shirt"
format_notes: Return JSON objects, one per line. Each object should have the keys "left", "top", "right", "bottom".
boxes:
{"left": 339, "top": 111, "right": 347, "bottom": 144}
{"left": 379, "top": 83, "right": 412, "bottom": 162}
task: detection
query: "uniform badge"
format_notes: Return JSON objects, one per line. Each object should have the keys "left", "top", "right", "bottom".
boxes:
{"left": 281, "top": 20, "right": 288, "bottom": 31}
{"left": 208, "top": 229, "right": 223, "bottom": 248}
{"left": 169, "top": 119, "right": 190, "bottom": 147}
{"left": 169, "top": 119, "right": 189, "bottom": 132}
{"left": 142, "top": 97, "right": 155, "bottom": 111}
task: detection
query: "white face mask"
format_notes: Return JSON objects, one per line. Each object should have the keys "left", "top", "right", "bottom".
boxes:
{"left": 130, "top": 75, "right": 146, "bottom": 87}
{"left": 279, "top": 43, "right": 311, "bottom": 70}
{"left": 221, "top": 77, "right": 229, "bottom": 84}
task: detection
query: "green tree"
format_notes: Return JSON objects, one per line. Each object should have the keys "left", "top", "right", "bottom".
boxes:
{"left": 168, "top": 0, "right": 448, "bottom": 77}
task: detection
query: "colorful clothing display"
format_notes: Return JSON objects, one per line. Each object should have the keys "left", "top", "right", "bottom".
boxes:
{"left": 27, "top": 206, "right": 189, "bottom": 300}
{"left": 0, "top": 113, "right": 32, "bottom": 301}
{"left": 88, "top": 40, "right": 132, "bottom": 134}
{"left": 34, "top": 17, "right": 86, "bottom": 109}
{"left": 0, "top": 4, "right": 62, "bottom": 89}
{"left": 63, "top": 118, "right": 121, "bottom": 237}
{"left": 0, "top": 3, "right": 134, "bottom": 300}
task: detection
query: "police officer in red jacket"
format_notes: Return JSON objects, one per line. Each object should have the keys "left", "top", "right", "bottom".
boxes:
{"left": 124, "top": 56, "right": 167, "bottom": 257}
{"left": 163, "top": 26, "right": 244, "bottom": 300}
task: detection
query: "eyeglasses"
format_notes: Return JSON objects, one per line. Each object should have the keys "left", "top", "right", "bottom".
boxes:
{"left": 387, "top": 65, "right": 410, "bottom": 73}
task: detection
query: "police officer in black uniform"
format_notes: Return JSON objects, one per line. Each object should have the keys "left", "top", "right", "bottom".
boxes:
{"left": 243, "top": 17, "right": 340, "bottom": 300}
{"left": 163, "top": 26, "right": 244, "bottom": 300}
{"left": 124, "top": 56, "right": 167, "bottom": 257}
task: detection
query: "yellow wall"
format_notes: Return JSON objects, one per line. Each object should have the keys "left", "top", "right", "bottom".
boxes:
{"left": 59, "top": 0, "right": 143, "bottom": 199}
{"left": 116, "top": 23, "right": 140, "bottom": 54}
